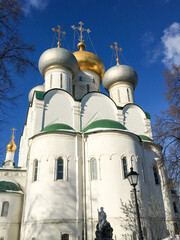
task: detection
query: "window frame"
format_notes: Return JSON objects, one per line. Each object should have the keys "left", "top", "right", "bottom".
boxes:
{"left": 56, "top": 157, "right": 65, "bottom": 181}
{"left": 91, "top": 158, "right": 98, "bottom": 180}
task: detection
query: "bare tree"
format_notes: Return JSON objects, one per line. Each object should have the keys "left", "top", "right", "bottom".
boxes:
{"left": 153, "top": 65, "right": 180, "bottom": 187}
{"left": 0, "top": 0, "right": 36, "bottom": 124}
{"left": 120, "top": 195, "right": 168, "bottom": 240}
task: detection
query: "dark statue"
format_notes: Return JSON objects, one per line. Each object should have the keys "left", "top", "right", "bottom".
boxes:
{"left": 95, "top": 207, "right": 113, "bottom": 240}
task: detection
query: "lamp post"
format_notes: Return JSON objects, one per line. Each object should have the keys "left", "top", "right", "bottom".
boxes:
{"left": 127, "top": 167, "right": 144, "bottom": 240}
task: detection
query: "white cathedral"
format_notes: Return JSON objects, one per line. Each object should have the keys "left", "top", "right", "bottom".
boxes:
{"left": 0, "top": 23, "right": 179, "bottom": 240}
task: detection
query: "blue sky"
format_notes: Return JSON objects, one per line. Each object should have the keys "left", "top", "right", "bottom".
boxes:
{"left": 1, "top": 0, "right": 180, "bottom": 165}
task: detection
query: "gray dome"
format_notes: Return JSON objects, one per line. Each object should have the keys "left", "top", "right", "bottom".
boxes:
{"left": 38, "top": 48, "right": 79, "bottom": 76}
{"left": 28, "top": 85, "right": 45, "bottom": 102}
{"left": 102, "top": 64, "right": 138, "bottom": 90}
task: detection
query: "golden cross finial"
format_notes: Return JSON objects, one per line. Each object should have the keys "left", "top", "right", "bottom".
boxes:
{"left": 71, "top": 21, "right": 91, "bottom": 51}
{"left": 11, "top": 128, "right": 16, "bottom": 139}
{"left": 110, "top": 42, "right": 123, "bottom": 64}
{"left": 52, "top": 25, "right": 66, "bottom": 48}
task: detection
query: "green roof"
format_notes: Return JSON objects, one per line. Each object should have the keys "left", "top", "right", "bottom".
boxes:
{"left": 83, "top": 119, "right": 127, "bottom": 133}
{"left": 36, "top": 91, "right": 45, "bottom": 100}
{"left": 0, "top": 181, "right": 22, "bottom": 193}
{"left": 145, "top": 111, "right": 151, "bottom": 119}
{"left": 42, "top": 123, "right": 75, "bottom": 133}
{"left": 139, "top": 135, "right": 153, "bottom": 142}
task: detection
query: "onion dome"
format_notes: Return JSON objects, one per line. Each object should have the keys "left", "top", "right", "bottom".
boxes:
{"left": 6, "top": 134, "right": 16, "bottom": 153}
{"left": 28, "top": 84, "right": 45, "bottom": 102}
{"left": 103, "top": 64, "right": 138, "bottom": 91}
{"left": 38, "top": 47, "right": 79, "bottom": 77}
{"left": 73, "top": 42, "right": 105, "bottom": 79}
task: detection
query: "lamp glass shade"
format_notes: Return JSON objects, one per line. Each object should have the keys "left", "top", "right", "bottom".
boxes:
{"left": 127, "top": 167, "right": 139, "bottom": 186}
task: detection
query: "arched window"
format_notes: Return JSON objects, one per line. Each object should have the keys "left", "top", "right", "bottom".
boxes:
{"left": 62, "top": 234, "right": 69, "bottom": 240}
{"left": 32, "top": 238, "right": 36, "bottom": 240}
{"left": 0, "top": 237, "right": 4, "bottom": 240}
{"left": 1, "top": 201, "right": 9, "bottom": 217}
{"left": 33, "top": 160, "right": 38, "bottom": 182}
{"left": 143, "top": 226, "right": 147, "bottom": 238}
{"left": 91, "top": 158, "right": 97, "bottom": 180}
{"left": 153, "top": 166, "right": 159, "bottom": 184}
{"left": 87, "top": 84, "right": 90, "bottom": 92}
{"left": 79, "top": 76, "right": 82, "bottom": 81}
{"left": 57, "top": 158, "right": 64, "bottom": 180}
{"left": 174, "top": 222, "right": 179, "bottom": 234}
{"left": 127, "top": 89, "right": 130, "bottom": 102}
{"left": 122, "top": 157, "right": 128, "bottom": 179}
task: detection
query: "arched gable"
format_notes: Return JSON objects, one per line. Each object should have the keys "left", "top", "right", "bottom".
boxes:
{"left": 123, "top": 104, "right": 149, "bottom": 136}
{"left": 43, "top": 89, "right": 75, "bottom": 129}
{"left": 81, "top": 92, "right": 118, "bottom": 130}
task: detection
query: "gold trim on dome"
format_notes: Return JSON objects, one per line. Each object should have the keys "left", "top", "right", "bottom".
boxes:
{"left": 6, "top": 128, "right": 17, "bottom": 153}
{"left": 73, "top": 51, "right": 105, "bottom": 79}
{"left": 108, "top": 81, "right": 134, "bottom": 91}
{"left": 43, "top": 65, "right": 73, "bottom": 77}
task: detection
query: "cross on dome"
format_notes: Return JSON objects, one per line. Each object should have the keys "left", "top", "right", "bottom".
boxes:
{"left": 110, "top": 42, "right": 123, "bottom": 65}
{"left": 52, "top": 25, "right": 66, "bottom": 48}
{"left": 11, "top": 127, "right": 17, "bottom": 139}
{"left": 71, "top": 21, "right": 91, "bottom": 51}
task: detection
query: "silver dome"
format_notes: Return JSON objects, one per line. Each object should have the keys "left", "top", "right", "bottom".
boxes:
{"left": 38, "top": 48, "right": 79, "bottom": 76}
{"left": 28, "top": 85, "right": 45, "bottom": 102}
{"left": 102, "top": 64, "right": 138, "bottom": 90}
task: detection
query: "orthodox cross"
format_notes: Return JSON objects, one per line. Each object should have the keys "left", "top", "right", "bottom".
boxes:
{"left": 11, "top": 127, "right": 17, "bottom": 138}
{"left": 52, "top": 25, "right": 66, "bottom": 48}
{"left": 71, "top": 21, "right": 91, "bottom": 43}
{"left": 110, "top": 42, "right": 123, "bottom": 64}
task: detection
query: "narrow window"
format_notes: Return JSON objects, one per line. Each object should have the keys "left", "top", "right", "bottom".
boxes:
{"left": 0, "top": 237, "right": 4, "bottom": 240}
{"left": 173, "top": 202, "right": 178, "bottom": 213}
{"left": 73, "top": 85, "right": 75, "bottom": 96}
{"left": 122, "top": 157, "right": 128, "bottom": 179}
{"left": 79, "top": 76, "right": 82, "bottom": 81}
{"left": 93, "top": 78, "right": 95, "bottom": 83}
{"left": 62, "top": 234, "right": 69, "bottom": 240}
{"left": 57, "top": 158, "right": 64, "bottom": 180}
{"left": 1, "top": 201, "right": 9, "bottom": 217}
{"left": 50, "top": 74, "right": 52, "bottom": 88}
{"left": 87, "top": 84, "right": 90, "bottom": 92}
{"left": 153, "top": 166, "right": 159, "bottom": 184}
{"left": 33, "top": 160, "right": 38, "bottom": 182}
{"left": 60, "top": 74, "right": 63, "bottom": 88}
{"left": 91, "top": 158, "right": 97, "bottom": 180}
{"left": 127, "top": 89, "right": 130, "bottom": 102}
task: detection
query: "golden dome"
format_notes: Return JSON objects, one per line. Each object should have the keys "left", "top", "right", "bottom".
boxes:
{"left": 73, "top": 42, "right": 105, "bottom": 79}
{"left": 6, "top": 135, "right": 16, "bottom": 153}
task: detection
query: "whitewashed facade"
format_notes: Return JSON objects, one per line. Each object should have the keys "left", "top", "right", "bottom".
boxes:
{"left": 0, "top": 40, "right": 179, "bottom": 240}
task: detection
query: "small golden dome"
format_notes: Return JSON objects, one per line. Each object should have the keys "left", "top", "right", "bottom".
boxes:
{"left": 73, "top": 43, "right": 105, "bottom": 79}
{"left": 6, "top": 136, "right": 16, "bottom": 153}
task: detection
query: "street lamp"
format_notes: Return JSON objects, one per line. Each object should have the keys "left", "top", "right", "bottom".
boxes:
{"left": 127, "top": 167, "right": 144, "bottom": 240}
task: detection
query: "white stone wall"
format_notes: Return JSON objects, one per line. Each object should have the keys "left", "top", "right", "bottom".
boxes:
{"left": 44, "top": 67, "right": 73, "bottom": 94}
{"left": 0, "top": 193, "right": 23, "bottom": 240}
{"left": 21, "top": 133, "right": 83, "bottom": 240}
{"left": 73, "top": 70, "right": 100, "bottom": 99}
{"left": 109, "top": 82, "right": 134, "bottom": 107}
